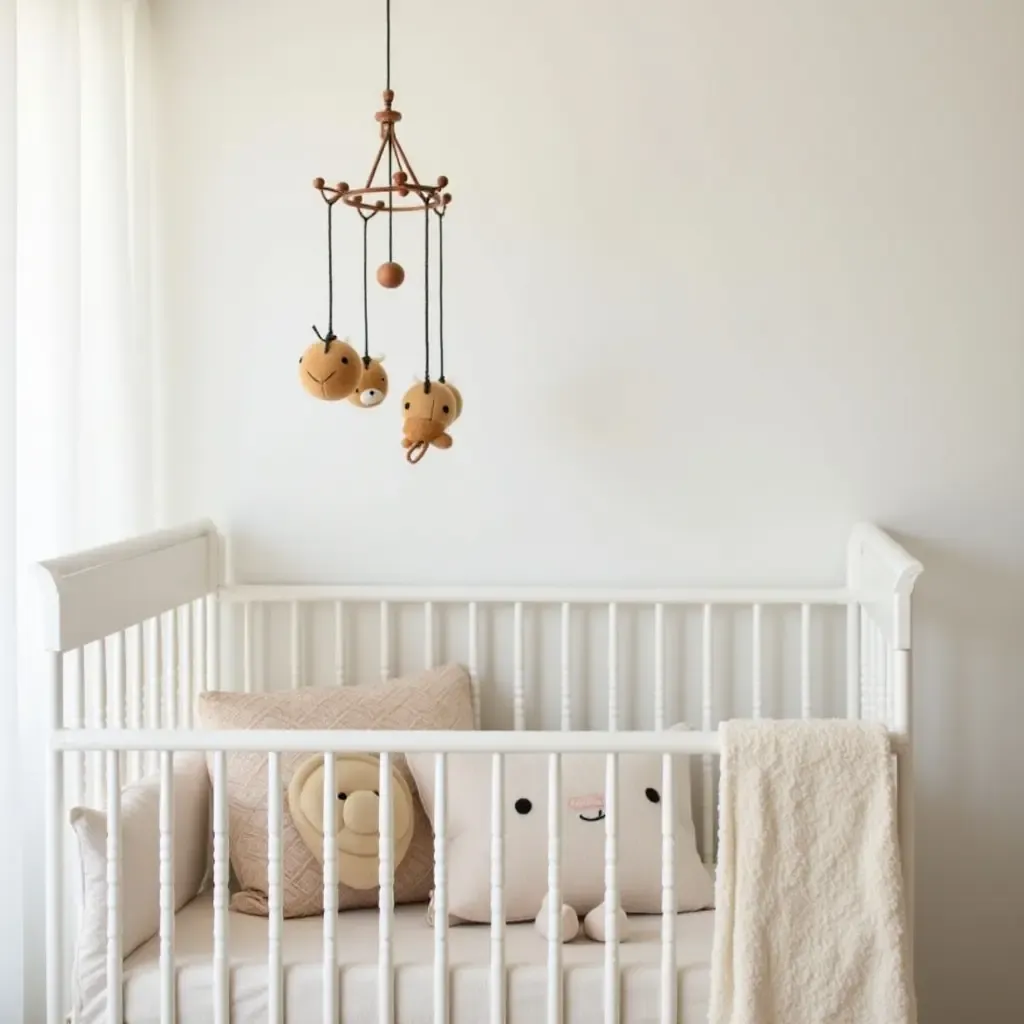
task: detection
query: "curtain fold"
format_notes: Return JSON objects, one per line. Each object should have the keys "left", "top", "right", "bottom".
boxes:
{"left": 10, "top": 1, "right": 159, "bottom": 1016}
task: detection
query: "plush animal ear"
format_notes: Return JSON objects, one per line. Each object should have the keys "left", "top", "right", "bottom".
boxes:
{"left": 374, "top": 353, "right": 386, "bottom": 363}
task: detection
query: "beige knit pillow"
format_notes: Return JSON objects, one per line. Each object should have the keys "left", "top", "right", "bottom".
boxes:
{"left": 195, "top": 663, "right": 474, "bottom": 918}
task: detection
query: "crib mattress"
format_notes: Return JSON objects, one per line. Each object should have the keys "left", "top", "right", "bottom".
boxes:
{"left": 119, "top": 892, "right": 714, "bottom": 1024}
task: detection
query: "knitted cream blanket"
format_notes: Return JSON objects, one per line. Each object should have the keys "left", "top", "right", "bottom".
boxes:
{"left": 709, "top": 719, "right": 916, "bottom": 1024}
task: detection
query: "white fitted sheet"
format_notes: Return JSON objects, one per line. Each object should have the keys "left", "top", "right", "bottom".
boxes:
{"left": 118, "top": 892, "right": 714, "bottom": 1024}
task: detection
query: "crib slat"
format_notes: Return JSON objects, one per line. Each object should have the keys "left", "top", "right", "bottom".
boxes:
{"left": 424, "top": 601, "right": 435, "bottom": 668}
{"left": 208, "top": 594, "right": 219, "bottom": 692}
{"left": 547, "top": 753, "right": 563, "bottom": 1024}
{"left": 800, "top": 603, "right": 811, "bottom": 719}
{"left": 653, "top": 603, "right": 665, "bottom": 730}
{"left": 243, "top": 602, "right": 253, "bottom": 693}
{"left": 379, "top": 752, "right": 395, "bottom": 1024}
{"left": 93, "top": 639, "right": 107, "bottom": 809}
{"left": 181, "top": 604, "right": 193, "bottom": 728}
{"left": 490, "top": 753, "right": 505, "bottom": 1024}
{"left": 513, "top": 602, "right": 525, "bottom": 730}
{"left": 290, "top": 600, "right": 301, "bottom": 689}
{"left": 213, "top": 750, "right": 230, "bottom": 1024}
{"left": 334, "top": 601, "right": 345, "bottom": 686}
{"left": 159, "top": 752, "right": 175, "bottom": 1024}
{"left": 560, "top": 603, "right": 571, "bottom": 731}
{"left": 268, "top": 751, "right": 284, "bottom": 1024}
{"left": 322, "top": 752, "right": 338, "bottom": 1024}
{"left": 604, "top": 753, "right": 620, "bottom": 1024}
{"left": 380, "top": 600, "right": 390, "bottom": 683}
{"left": 45, "top": 653, "right": 64, "bottom": 1024}
{"left": 751, "top": 603, "right": 763, "bottom": 719}
{"left": 469, "top": 602, "right": 481, "bottom": 729}
{"left": 433, "top": 753, "right": 448, "bottom": 1024}
{"left": 130, "top": 624, "right": 144, "bottom": 782}
{"left": 197, "top": 597, "right": 207, "bottom": 696}
{"left": 701, "top": 604, "right": 713, "bottom": 865}
{"left": 846, "top": 603, "right": 860, "bottom": 719}
{"left": 148, "top": 619, "right": 161, "bottom": 778}
{"left": 167, "top": 608, "right": 178, "bottom": 726}
{"left": 106, "top": 751, "right": 123, "bottom": 1024}
{"left": 71, "top": 647, "right": 85, "bottom": 808}
{"left": 660, "top": 752, "right": 676, "bottom": 1024}
{"left": 607, "top": 602, "right": 618, "bottom": 731}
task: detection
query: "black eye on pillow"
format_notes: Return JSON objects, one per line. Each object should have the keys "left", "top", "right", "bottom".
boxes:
{"left": 514, "top": 798, "right": 533, "bottom": 815}
{"left": 645, "top": 788, "right": 660, "bottom": 804}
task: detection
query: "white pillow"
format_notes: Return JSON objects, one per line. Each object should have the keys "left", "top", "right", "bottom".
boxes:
{"left": 69, "top": 753, "right": 210, "bottom": 1021}
{"left": 406, "top": 739, "right": 713, "bottom": 927}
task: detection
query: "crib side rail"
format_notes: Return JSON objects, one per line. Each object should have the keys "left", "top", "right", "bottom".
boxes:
{"left": 47, "top": 726, "right": 912, "bottom": 1024}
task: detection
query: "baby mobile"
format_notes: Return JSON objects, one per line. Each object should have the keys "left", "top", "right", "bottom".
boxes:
{"left": 299, "top": 0, "right": 460, "bottom": 465}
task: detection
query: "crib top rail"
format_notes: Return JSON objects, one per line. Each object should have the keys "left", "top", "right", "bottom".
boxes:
{"left": 49, "top": 726, "right": 910, "bottom": 755}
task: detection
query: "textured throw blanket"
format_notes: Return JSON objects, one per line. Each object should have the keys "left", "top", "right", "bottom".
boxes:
{"left": 709, "top": 720, "right": 916, "bottom": 1024}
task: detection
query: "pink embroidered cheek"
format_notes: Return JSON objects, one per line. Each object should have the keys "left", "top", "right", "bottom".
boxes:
{"left": 568, "top": 793, "right": 604, "bottom": 812}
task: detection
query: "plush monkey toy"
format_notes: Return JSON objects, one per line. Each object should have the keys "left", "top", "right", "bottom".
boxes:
{"left": 298, "top": 336, "right": 362, "bottom": 401}
{"left": 401, "top": 380, "right": 462, "bottom": 463}
{"left": 347, "top": 355, "right": 389, "bottom": 408}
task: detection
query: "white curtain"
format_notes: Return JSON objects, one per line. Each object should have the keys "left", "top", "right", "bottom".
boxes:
{"left": 5, "top": 0, "right": 162, "bottom": 1017}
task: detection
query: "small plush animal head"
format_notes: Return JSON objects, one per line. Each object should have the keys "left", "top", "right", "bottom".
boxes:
{"left": 298, "top": 337, "right": 362, "bottom": 401}
{"left": 348, "top": 355, "right": 389, "bottom": 408}
{"left": 401, "top": 381, "right": 458, "bottom": 445}
{"left": 443, "top": 381, "right": 464, "bottom": 423}
{"left": 287, "top": 753, "right": 415, "bottom": 890}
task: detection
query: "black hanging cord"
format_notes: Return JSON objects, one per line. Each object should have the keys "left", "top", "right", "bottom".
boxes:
{"left": 385, "top": 0, "right": 394, "bottom": 260}
{"left": 362, "top": 214, "right": 370, "bottom": 365}
{"left": 312, "top": 196, "right": 337, "bottom": 347}
{"left": 423, "top": 204, "right": 430, "bottom": 390}
{"left": 436, "top": 208, "right": 445, "bottom": 382}
{"left": 357, "top": 207, "right": 379, "bottom": 366}
{"left": 386, "top": 0, "right": 391, "bottom": 91}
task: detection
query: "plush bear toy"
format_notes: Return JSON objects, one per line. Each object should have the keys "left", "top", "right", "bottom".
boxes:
{"left": 287, "top": 752, "right": 415, "bottom": 890}
{"left": 401, "top": 380, "right": 461, "bottom": 463}
{"left": 348, "top": 356, "right": 389, "bottom": 408}
{"left": 298, "top": 336, "right": 363, "bottom": 401}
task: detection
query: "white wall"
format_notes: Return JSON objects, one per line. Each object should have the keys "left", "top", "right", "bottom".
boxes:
{"left": 156, "top": 1, "right": 1024, "bottom": 1019}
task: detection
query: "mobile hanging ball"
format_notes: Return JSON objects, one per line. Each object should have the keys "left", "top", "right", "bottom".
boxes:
{"left": 377, "top": 261, "right": 405, "bottom": 288}
{"left": 299, "top": 335, "right": 362, "bottom": 401}
{"left": 348, "top": 355, "right": 389, "bottom": 408}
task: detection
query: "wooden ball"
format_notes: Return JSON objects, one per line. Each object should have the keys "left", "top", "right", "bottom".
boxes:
{"left": 335, "top": 181, "right": 349, "bottom": 194}
{"left": 374, "top": 199, "right": 387, "bottom": 210}
{"left": 436, "top": 175, "right": 449, "bottom": 188}
{"left": 313, "top": 177, "right": 326, "bottom": 189}
{"left": 398, "top": 187, "right": 409, "bottom": 197}
{"left": 442, "top": 193, "right": 452, "bottom": 205}
{"left": 377, "top": 262, "right": 405, "bottom": 288}
{"left": 392, "top": 170, "right": 408, "bottom": 186}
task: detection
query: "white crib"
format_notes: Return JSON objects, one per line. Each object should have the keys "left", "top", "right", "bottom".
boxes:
{"left": 36, "top": 520, "right": 921, "bottom": 1024}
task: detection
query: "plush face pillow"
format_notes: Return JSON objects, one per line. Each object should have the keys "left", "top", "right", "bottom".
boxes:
{"left": 406, "top": 742, "right": 714, "bottom": 925}
{"left": 287, "top": 752, "right": 415, "bottom": 889}
{"left": 195, "top": 662, "right": 474, "bottom": 918}
{"left": 69, "top": 753, "right": 210, "bottom": 1023}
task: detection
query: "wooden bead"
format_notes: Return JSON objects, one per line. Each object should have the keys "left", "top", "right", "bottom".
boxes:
{"left": 398, "top": 188, "right": 409, "bottom": 197}
{"left": 442, "top": 193, "right": 452, "bottom": 205}
{"left": 436, "top": 175, "right": 449, "bottom": 188}
{"left": 335, "top": 182, "right": 349, "bottom": 194}
{"left": 377, "top": 262, "right": 405, "bottom": 288}
{"left": 393, "top": 170, "right": 408, "bottom": 186}
{"left": 375, "top": 199, "right": 387, "bottom": 210}
{"left": 313, "top": 177, "right": 325, "bottom": 189}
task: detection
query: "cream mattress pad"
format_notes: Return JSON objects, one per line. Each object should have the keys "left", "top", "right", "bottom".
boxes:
{"left": 115, "top": 892, "right": 714, "bottom": 1024}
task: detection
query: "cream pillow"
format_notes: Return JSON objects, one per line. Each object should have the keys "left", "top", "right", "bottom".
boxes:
{"left": 69, "top": 753, "right": 211, "bottom": 1023}
{"left": 194, "top": 662, "right": 475, "bottom": 917}
{"left": 406, "top": 740, "right": 714, "bottom": 931}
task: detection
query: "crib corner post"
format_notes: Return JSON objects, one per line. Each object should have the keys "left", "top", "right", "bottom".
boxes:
{"left": 45, "top": 650, "right": 65, "bottom": 1024}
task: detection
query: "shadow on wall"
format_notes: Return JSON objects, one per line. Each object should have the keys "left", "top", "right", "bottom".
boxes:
{"left": 891, "top": 532, "right": 1024, "bottom": 1024}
